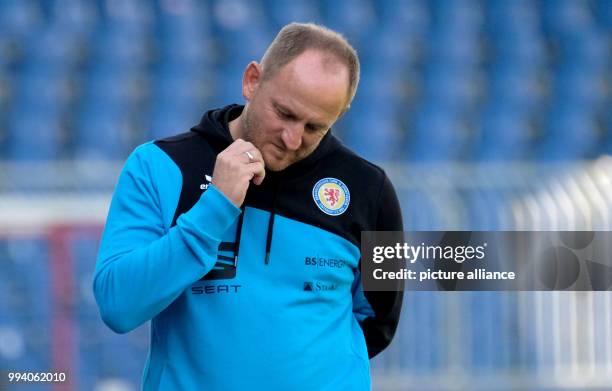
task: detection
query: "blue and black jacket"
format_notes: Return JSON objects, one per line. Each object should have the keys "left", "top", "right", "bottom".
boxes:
{"left": 94, "top": 104, "right": 404, "bottom": 390}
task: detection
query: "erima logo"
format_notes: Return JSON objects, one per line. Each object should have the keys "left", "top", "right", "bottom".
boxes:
{"left": 303, "top": 281, "right": 337, "bottom": 291}
{"left": 200, "top": 174, "right": 212, "bottom": 190}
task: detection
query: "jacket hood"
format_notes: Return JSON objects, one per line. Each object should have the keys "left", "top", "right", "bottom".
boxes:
{"left": 190, "top": 104, "right": 343, "bottom": 179}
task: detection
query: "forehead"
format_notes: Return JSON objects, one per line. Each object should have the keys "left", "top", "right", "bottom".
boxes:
{"left": 264, "top": 51, "right": 349, "bottom": 123}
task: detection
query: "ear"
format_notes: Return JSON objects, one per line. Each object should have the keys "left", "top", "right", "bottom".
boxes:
{"left": 242, "top": 61, "right": 263, "bottom": 101}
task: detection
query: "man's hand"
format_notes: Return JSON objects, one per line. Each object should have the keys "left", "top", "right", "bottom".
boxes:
{"left": 212, "top": 139, "right": 265, "bottom": 207}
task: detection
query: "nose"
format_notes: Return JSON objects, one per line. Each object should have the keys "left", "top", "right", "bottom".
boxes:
{"left": 280, "top": 125, "right": 303, "bottom": 151}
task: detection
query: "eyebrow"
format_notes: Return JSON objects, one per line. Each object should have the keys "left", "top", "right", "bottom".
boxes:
{"left": 273, "top": 101, "right": 328, "bottom": 131}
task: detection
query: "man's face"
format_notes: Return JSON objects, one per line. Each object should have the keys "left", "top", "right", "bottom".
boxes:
{"left": 240, "top": 50, "right": 349, "bottom": 171}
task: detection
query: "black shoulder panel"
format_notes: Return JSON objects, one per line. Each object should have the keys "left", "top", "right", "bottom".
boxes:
{"left": 154, "top": 132, "right": 217, "bottom": 227}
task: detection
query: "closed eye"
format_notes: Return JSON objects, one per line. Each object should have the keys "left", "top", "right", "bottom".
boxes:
{"left": 276, "top": 108, "right": 294, "bottom": 120}
{"left": 273, "top": 102, "right": 328, "bottom": 133}
{"left": 305, "top": 124, "right": 326, "bottom": 133}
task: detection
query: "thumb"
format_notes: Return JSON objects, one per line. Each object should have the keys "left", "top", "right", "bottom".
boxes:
{"left": 252, "top": 174, "right": 264, "bottom": 186}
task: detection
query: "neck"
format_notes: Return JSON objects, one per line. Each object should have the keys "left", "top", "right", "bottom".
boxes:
{"left": 228, "top": 112, "right": 244, "bottom": 141}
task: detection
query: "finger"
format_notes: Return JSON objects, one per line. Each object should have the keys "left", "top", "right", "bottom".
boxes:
{"left": 231, "top": 141, "right": 262, "bottom": 158}
{"left": 235, "top": 145, "right": 264, "bottom": 165}
{"left": 247, "top": 161, "right": 266, "bottom": 185}
{"left": 244, "top": 145, "right": 264, "bottom": 163}
{"left": 222, "top": 138, "right": 247, "bottom": 155}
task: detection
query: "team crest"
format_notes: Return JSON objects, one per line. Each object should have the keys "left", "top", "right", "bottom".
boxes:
{"left": 312, "top": 178, "right": 350, "bottom": 216}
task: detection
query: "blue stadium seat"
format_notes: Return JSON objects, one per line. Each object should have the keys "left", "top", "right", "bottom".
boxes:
{"left": 488, "top": 66, "right": 544, "bottom": 112}
{"left": 341, "top": 64, "right": 406, "bottom": 162}
{"left": 407, "top": 108, "right": 467, "bottom": 161}
{"left": 603, "top": 110, "right": 612, "bottom": 156}
{"left": 157, "top": 0, "right": 209, "bottom": 27}
{"left": 554, "top": 64, "right": 607, "bottom": 108}
{"left": 266, "top": 0, "right": 321, "bottom": 29}
{"left": 212, "top": 65, "right": 247, "bottom": 107}
{"left": 92, "top": 26, "right": 151, "bottom": 70}
{"left": 0, "top": 324, "right": 50, "bottom": 387}
{"left": 147, "top": 70, "right": 207, "bottom": 112}
{"left": 22, "top": 26, "right": 82, "bottom": 71}
{"left": 540, "top": 0, "right": 594, "bottom": 37}
{"left": 158, "top": 27, "right": 214, "bottom": 69}
{"left": 152, "top": 63, "right": 215, "bottom": 106}
{"left": 491, "top": 31, "right": 546, "bottom": 68}
{"left": 428, "top": 29, "right": 481, "bottom": 67}
{"left": 360, "top": 27, "right": 422, "bottom": 70}
{"left": 320, "top": 0, "right": 378, "bottom": 48}
{"left": 466, "top": 292, "right": 520, "bottom": 371}
{"left": 358, "top": 62, "right": 409, "bottom": 110}
{"left": 421, "top": 66, "right": 479, "bottom": 112}
{"left": 158, "top": 0, "right": 213, "bottom": 67}
{"left": 462, "top": 189, "right": 516, "bottom": 230}
{"left": 537, "top": 106, "right": 600, "bottom": 160}
{"left": 342, "top": 108, "right": 402, "bottom": 163}
{"left": 211, "top": 0, "right": 272, "bottom": 67}
{"left": 0, "top": 0, "right": 43, "bottom": 38}
{"left": 147, "top": 105, "right": 203, "bottom": 140}
{"left": 81, "top": 68, "right": 143, "bottom": 111}
{"left": 226, "top": 29, "right": 273, "bottom": 69}
{"left": 2, "top": 237, "right": 52, "bottom": 378}
{"left": 487, "top": 0, "right": 539, "bottom": 34}
{"left": 0, "top": 240, "right": 16, "bottom": 315}
{"left": 593, "top": 0, "right": 612, "bottom": 30}
{"left": 399, "top": 189, "right": 447, "bottom": 230}
{"left": 7, "top": 107, "right": 65, "bottom": 160}
{"left": 429, "top": 0, "right": 483, "bottom": 35}
{"left": 70, "top": 234, "right": 101, "bottom": 312}
{"left": 393, "top": 292, "right": 446, "bottom": 373}
{"left": 100, "top": 0, "right": 155, "bottom": 33}
{"left": 376, "top": 0, "right": 429, "bottom": 37}
{"left": 558, "top": 29, "right": 610, "bottom": 71}
{"left": 13, "top": 68, "right": 72, "bottom": 112}
{"left": 0, "top": 35, "right": 16, "bottom": 68}
{"left": 70, "top": 234, "right": 109, "bottom": 390}
{"left": 7, "top": 238, "right": 51, "bottom": 320}
{"left": 74, "top": 104, "right": 136, "bottom": 160}
{"left": 49, "top": 0, "right": 99, "bottom": 36}
{"left": 474, "top": 107, "right": 533, "bottom": 160}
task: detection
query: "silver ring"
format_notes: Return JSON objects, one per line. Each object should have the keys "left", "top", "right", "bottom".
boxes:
{"left": 245, "top": 151, "right": 254, "bottom": 162}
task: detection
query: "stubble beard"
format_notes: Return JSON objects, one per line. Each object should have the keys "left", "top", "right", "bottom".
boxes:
{"left": 241, "top": 105, "right": 312, "bottom": 171}
{"left": 241, "top": 108, "right": 273, "bottom": 168}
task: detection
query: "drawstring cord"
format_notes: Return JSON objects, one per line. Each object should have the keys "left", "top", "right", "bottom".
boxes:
{"left": 233, "top": 181, "right": 279, "bottom": 266}
{"left": 233, "top": 205, "right": 245, "bottom": 267}
{"left": 264, "top": 211, "right": 275, "bottom": 264}
{"left": 264, "top": 181, "right": 280, "bottom": 265}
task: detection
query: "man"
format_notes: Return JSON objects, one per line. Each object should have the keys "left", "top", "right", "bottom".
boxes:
{"left": 94, "top": 23, "right": 403, "bottom": 390}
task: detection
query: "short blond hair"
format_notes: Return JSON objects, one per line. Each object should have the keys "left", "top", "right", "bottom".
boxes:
{"left": 260, "top": 22, "right": 360, "bottom": 111}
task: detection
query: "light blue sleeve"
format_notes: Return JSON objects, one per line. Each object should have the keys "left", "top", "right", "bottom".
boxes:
{"left": 93, "top": 143, "right": 240, "bottom": 334}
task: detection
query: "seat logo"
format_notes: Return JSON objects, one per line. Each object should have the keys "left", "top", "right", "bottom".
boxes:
{"left": 312, "top": 177, "right": 350, "bottom": 216}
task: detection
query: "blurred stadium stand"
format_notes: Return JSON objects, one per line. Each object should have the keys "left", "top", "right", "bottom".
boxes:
{"left": 0, "top": 0, "right": 610, "bottom": 390}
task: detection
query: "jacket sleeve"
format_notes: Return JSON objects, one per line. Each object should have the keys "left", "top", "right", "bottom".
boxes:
{"left": 353, "top": 173, "right": 404, "bottom": 358}
{"left": 93, "top": 144, "right": 240, "bottom": 334}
